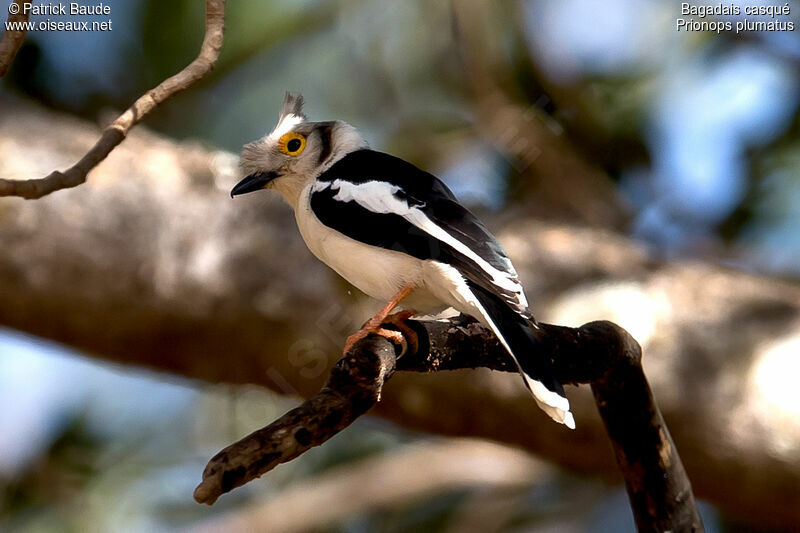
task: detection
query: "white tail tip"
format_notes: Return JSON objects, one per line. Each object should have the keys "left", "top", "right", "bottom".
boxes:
{"left": 525, "top": 375, "right": 576, "bottom": 429}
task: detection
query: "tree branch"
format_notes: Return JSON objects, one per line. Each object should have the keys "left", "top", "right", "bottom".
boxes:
{"left": 193, "top": 335, "right": 398, "bottom": 505}
{"left": 0, "top": 0, "right": 30, "bottom": 77}
{"left": 192, "top": 439, "right": 548, "bottom": 533}
{"left": 0, "top": 0, "right": 226, "bottom": 199}
{"left": 194, "top": 316, "right": 703, "bottom": 532}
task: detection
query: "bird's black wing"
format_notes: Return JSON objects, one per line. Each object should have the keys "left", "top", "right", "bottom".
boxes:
{"left": 311, "top": 150, "right": 571, "bottom": 423}
{"left": 311, "top": 149, "right": 528, "bottom": 315}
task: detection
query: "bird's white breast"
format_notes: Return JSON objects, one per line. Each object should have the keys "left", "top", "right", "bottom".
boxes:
{"left": 295, "top": 184, "right": 429, "bottom": 304}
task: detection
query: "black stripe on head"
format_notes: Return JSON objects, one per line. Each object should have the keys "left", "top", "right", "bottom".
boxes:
{"left": 316, "top": 122, "right": 334, "bottom": 165}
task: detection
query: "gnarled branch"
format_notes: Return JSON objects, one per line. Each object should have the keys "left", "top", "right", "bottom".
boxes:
{"left": 195, "top": 316, "right": 703, "bottom": 532}
{"left": 0, "top": 0, "right": 226, "bottom": 199}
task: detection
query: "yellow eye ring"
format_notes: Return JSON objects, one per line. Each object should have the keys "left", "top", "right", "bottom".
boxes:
{"left": 278, "top": 132, "right": 306, "bottom": 156}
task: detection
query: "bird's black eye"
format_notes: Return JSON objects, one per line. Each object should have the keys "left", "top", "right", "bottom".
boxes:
{"left": 287, "top": 139, "right": 302, "bottom": 152}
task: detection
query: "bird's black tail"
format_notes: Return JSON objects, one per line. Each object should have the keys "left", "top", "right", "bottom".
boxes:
{"left": 467, "top": 281, "right": 574, "bottom": 428}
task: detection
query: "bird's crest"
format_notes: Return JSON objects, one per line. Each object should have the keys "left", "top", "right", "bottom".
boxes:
{"left": 280, "top": 92, "right": 306, "bottom": 122}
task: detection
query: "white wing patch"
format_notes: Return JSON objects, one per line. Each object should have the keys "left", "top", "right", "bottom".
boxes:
{"left": 328, "top": 179, "right": 408, "bottom": 215}
{"left": 315, "top": 178, "right": 528, "bottom": 309}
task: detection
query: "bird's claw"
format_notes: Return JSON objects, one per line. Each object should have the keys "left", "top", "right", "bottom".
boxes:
{"left": 343, "top": 310, "right": 419, "bottom": 357}
{"left": 380, "top": 310, "right": 419, "bottom": 357}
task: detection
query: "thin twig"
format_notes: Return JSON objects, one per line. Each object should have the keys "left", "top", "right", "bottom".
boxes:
{"left": 0, "top": 0, "right": 226, "bottom": 199}
{"left": 0, "top": 0, "right": 30, "bottom": 77}
{"left": 194, "top": 315, "right": 703, "bottom": 531}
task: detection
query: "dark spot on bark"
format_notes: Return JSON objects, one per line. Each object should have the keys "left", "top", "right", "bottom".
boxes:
{"left": 221, "top": 466, "right": 246, "bottom": 493}
{"left": 294, "top": 428, "right": 311, "bottom": 446}
{"left": 250, "top": 452, "right": 283, "bottom": 475}
{"left": 350, "top": 395, "right": 377, "bottom": 415}
{"left": 321, "top": 410, "right": 343, "bottom": 429}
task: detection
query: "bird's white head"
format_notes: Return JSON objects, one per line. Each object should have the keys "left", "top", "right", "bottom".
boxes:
{"left": 232, "top": 92, "right": 368, "bottom": 208}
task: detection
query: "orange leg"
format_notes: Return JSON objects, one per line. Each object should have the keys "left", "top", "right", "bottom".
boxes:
{"left": 343, "top": 286, "right": 417, "bottom": 355}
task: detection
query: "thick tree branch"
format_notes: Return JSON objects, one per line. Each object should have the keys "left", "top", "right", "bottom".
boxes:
{"left": 0, "top": 0, "right": 30, "bottom": 77}
{"left": 0, "top": 0, "right": 225, "bottom": 199}
{"left": 194, "top": 317, "right": 703, "bottom": 532}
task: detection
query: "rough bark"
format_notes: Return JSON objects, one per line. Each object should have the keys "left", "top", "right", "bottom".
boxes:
{"left": 1, "top": 97, "right": 799, "bottom": 528}
{"left": 195, "top": 318, "right": 703, "bottom": 532}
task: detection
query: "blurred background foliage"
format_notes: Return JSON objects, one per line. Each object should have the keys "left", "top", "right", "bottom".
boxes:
{"left": 1, "top": 0, "right": 799, "bottom": 531}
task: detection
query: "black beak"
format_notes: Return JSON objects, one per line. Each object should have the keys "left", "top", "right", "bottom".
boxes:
{"left": 231, "top": 171, "right": 279, "bottom": 197}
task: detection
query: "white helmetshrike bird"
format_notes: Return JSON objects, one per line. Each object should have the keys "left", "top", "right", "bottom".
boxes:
{"left": 231, "top": 93, "right": 574, "bottom": 428}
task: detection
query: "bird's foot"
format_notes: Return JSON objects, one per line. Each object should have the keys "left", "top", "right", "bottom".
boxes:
{"left": 343, "top": 327, "right": 405, "bottom": 355}
{"left": 342, "top": 309, "right": 419, "bottom": 357}
{"left": 381, "top": 310, "right": 419, "bottom": 357}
